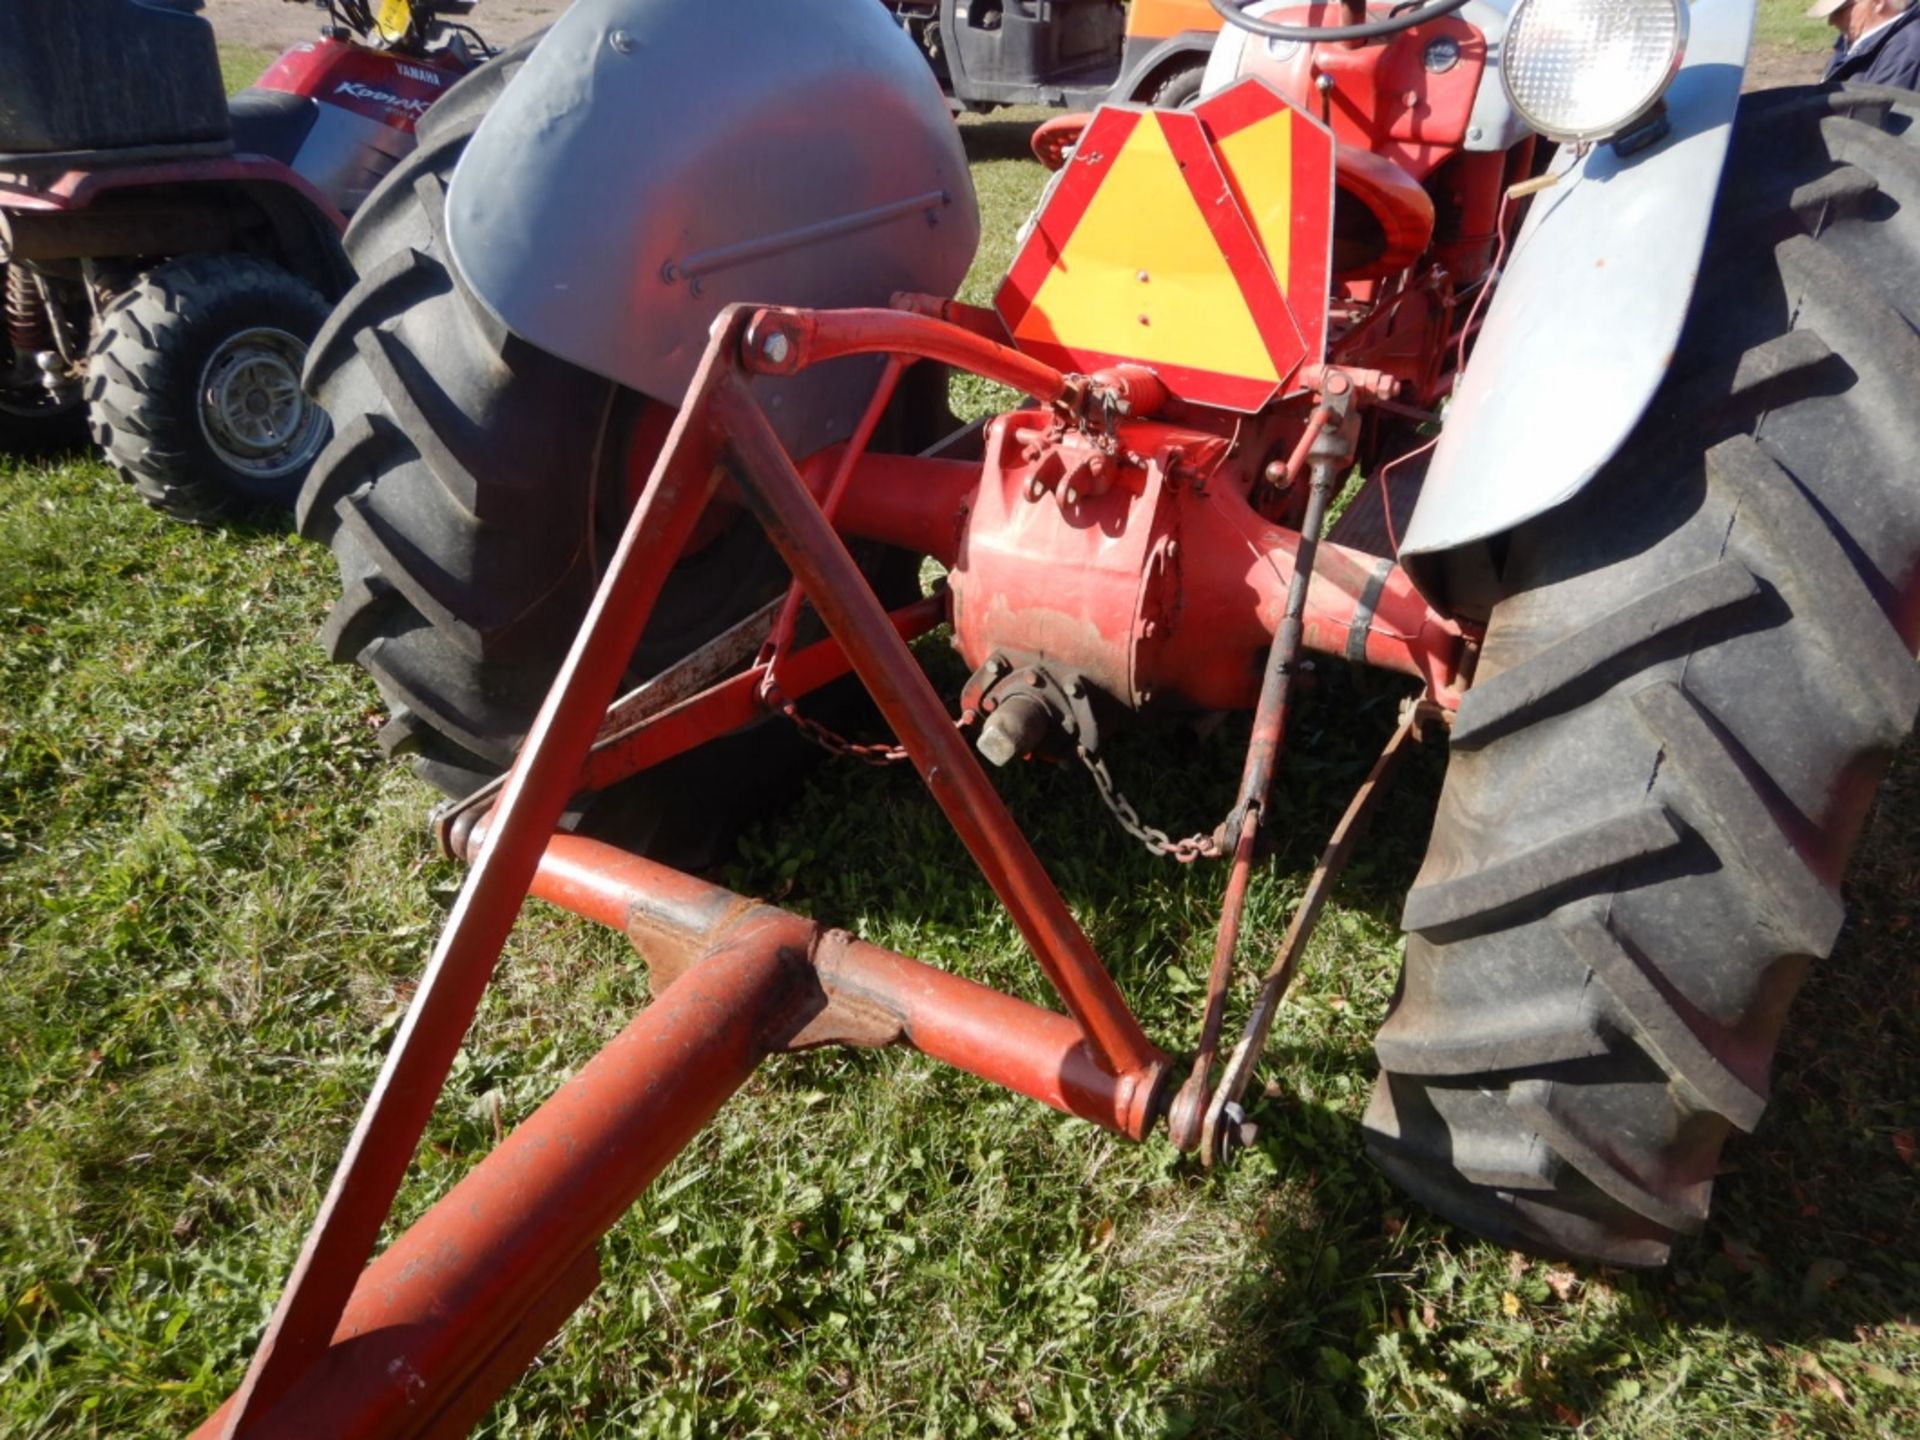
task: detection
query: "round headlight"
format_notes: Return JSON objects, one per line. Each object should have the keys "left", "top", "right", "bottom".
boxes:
{"left": 1500, "top": 0, "right": 1688, "bottom": 145}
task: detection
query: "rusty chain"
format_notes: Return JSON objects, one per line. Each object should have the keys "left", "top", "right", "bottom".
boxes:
{"left": 1074, "top": 744, "right": 1224, "bottom": 863}
{"left": 759, "top": 676, "right": 978, "bottom": 767}
{"left": 761, "top": 673, "right": 1224, "bottom": 860}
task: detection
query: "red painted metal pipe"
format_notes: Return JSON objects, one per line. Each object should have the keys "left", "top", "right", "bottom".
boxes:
{"left": 710, "top": 372, "right": 1169, "bottom": 1087}
{"left": 888, "top": 290, "right": 1013, "bottom": 342}
{"left": 482, "top": 826, "right": 1166, "bottom": 1139}
{"left": 218, "top": 328, "right": 742, "bottom": 1433}
{"left": 765, "top": 357, "right": 907, "bottom": 667}
{"left": 193, "top": 936, "right": 798, "bottom": 1440}
{"left": 799, "top": 447, "right": 980, "bottom": 569}
{"left": 813, "top": 930, "right": 1162, "bottom": 1137}
{"left": 743, "top": 304, "right": 1072, "bottom": 407}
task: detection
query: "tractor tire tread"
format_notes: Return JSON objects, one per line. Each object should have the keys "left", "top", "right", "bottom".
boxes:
{"left": 1448, "top": 559, "right": 1762, "bottom": 749}
{"left": 1707, "top": 430, "right": 1920, "bottom": 740}
{"left": 1557, "top": 907, "right": 1770, "bottom": 1131}
{"left": 1366, "top": 84, "right": 1920, "bottom": 1264}
{"left": 1399, "top": 803, "right": 1684, "bottom": 936}
{"left": 1628, "top": 679, "right": 1844, "bottom": 954}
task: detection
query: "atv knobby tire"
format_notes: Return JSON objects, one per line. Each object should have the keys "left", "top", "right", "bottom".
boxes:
{"left": 1366, "top": 85, "right": 1920, "bottom": 1265}
{"left": 296, "top": 42, "right": 916, "bottom": 862}
{"left": 87, "top": 253, "right": 333, "bottom": 522}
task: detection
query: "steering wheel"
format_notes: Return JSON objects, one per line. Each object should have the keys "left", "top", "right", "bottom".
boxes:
{"left": 1207, "top": 0, "right": 1475, "bottom": 44}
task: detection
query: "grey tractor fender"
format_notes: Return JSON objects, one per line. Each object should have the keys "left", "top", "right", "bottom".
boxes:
{"left": 1397, "top": 0, "right": 1756, "bottom": 581}
{"left": 443, "top": 0, "right": 980, "bottom": 459}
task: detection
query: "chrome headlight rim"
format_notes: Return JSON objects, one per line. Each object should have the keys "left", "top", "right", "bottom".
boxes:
{"left": 1500, "top": 0, "right": 1691, "bottom": 147}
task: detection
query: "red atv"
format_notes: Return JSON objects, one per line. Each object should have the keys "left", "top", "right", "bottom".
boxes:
{"left": 0, "top": 0, "right": 489, "bottom": 521}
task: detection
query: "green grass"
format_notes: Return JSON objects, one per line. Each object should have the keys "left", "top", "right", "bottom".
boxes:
{"left": 1756, "top": 0, "right": 1837, "bottom": 54}
{"left": 217, "top": 44, "right": 278, "bottom": 96}
{"left": 4, "top": 95, "right": 1920, "bottom": 1440}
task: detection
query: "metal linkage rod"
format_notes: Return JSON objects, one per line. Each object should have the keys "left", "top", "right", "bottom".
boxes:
{"left": 218, "top": 317, "right": 751, "bottom": 1435}
{"left": 743, "top": 304, "right": 1073, "bottom": 408}
{"left": 194, "top": 937, "right": 798, "bottom": 1440}
{"left": 1168, "top": 384, "right": 1354, "bottom": 1154}
{"left": 761, "top": 355, "right": 907, "bottom": 672}
{"left": 1198, "top": 701, "right": 1430, "bottom": 1163}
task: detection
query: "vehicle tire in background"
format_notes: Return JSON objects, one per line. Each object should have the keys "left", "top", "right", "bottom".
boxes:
{"left": 1148, "top": 61, "right": 1206, "bottom": 109}
{"left": 1365, "top": 85, "right": 1920, "bottom": 1264}
{"left": 86, "top": 253, "right": 332, "bottom": 522}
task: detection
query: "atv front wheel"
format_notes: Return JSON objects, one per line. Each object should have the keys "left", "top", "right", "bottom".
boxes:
{"left": 1366, "top": 85, "right": 1920, "bottom": 1264}
{"left": 86, "top": 253, "right": 332, "bottom": 522}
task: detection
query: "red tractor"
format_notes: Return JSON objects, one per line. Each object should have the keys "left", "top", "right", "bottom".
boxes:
{"left": 202, "top": 0, "right": 1919, "bottom": 1428}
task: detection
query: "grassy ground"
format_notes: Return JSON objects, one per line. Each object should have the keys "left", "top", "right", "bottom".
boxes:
{"left": 216, "top": 44, "right": 278, "bottom": 96}
{"left": 6, "top": 28, "right": 1916, "bottom": 1440}
{"left": 1756, "top": 0, "right": 1837, "bottom": 54}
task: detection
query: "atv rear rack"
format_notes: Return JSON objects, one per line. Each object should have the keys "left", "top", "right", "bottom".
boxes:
{"left": 199, "top": 302, "right": 1462, "bottom": 1438}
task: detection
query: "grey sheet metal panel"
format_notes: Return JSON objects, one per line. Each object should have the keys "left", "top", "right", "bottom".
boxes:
{"left": 1199, "top": 0, "right": 1524, "bottom": 153}
{"left": 1459, "top": 0, "right": 1528, "bottom": 153}
{"left": 291, "top": 99, "right": 414, "bottom": 217}
{"left": 1399, "top": 0, "right": 1754, "bottom": 567}
{"left": 445, "top": 0, "right": 979, "bottom": 459}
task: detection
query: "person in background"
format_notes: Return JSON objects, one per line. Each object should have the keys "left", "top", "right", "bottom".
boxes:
{"left": 1809, "top": 0, "right": 1920, "bottom": 88}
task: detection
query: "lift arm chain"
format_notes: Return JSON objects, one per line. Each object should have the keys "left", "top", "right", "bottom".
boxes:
{"left": 760, "top": 675, "right": 976, "bottom": 767}
{"left": 1075, "top": 743, "right": 1225, "bottom": 863}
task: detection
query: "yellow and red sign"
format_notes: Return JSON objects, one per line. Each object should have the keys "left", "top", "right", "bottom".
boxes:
{"left": 995, "top": 80, "right": 1334, "bottom": 413}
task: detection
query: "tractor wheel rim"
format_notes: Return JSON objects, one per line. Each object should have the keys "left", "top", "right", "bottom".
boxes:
{"left": 197, "top": 327, "right": 326, "bottom": 480}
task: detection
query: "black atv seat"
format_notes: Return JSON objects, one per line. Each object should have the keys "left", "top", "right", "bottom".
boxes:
{"left": 0, "top": 0, "right": 229, "bottom": 162}
{"left": 228, "top": 91, "right": 321, "bottom": 169}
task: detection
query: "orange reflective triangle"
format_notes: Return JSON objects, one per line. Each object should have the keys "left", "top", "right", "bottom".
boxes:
{"left": 995, "top": 84, "right": 1333, "bottom": 413}
{"left": 1010, "top": 115, "right": 1278, "bottom": 386}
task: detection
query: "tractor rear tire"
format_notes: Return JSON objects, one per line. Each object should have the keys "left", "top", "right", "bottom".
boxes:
{"left": 1365, "top": 85, "right": 1920, "bottom": 1265}
{"left": 295, "top": 41, "right": 920, "bottom": 863}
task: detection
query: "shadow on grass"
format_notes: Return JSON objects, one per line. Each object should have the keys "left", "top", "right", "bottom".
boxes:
{"left": 182, "top": 502, "right": 301, "bottom": 538}
{"left": 960, "top": 114, "right": 1053, "bottom": 165}
{"left": 718, "top": 648, "right": 1918, "bottom": 1435}
{"left": 22, "top": 438, "right": 304, "bottom": 538}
